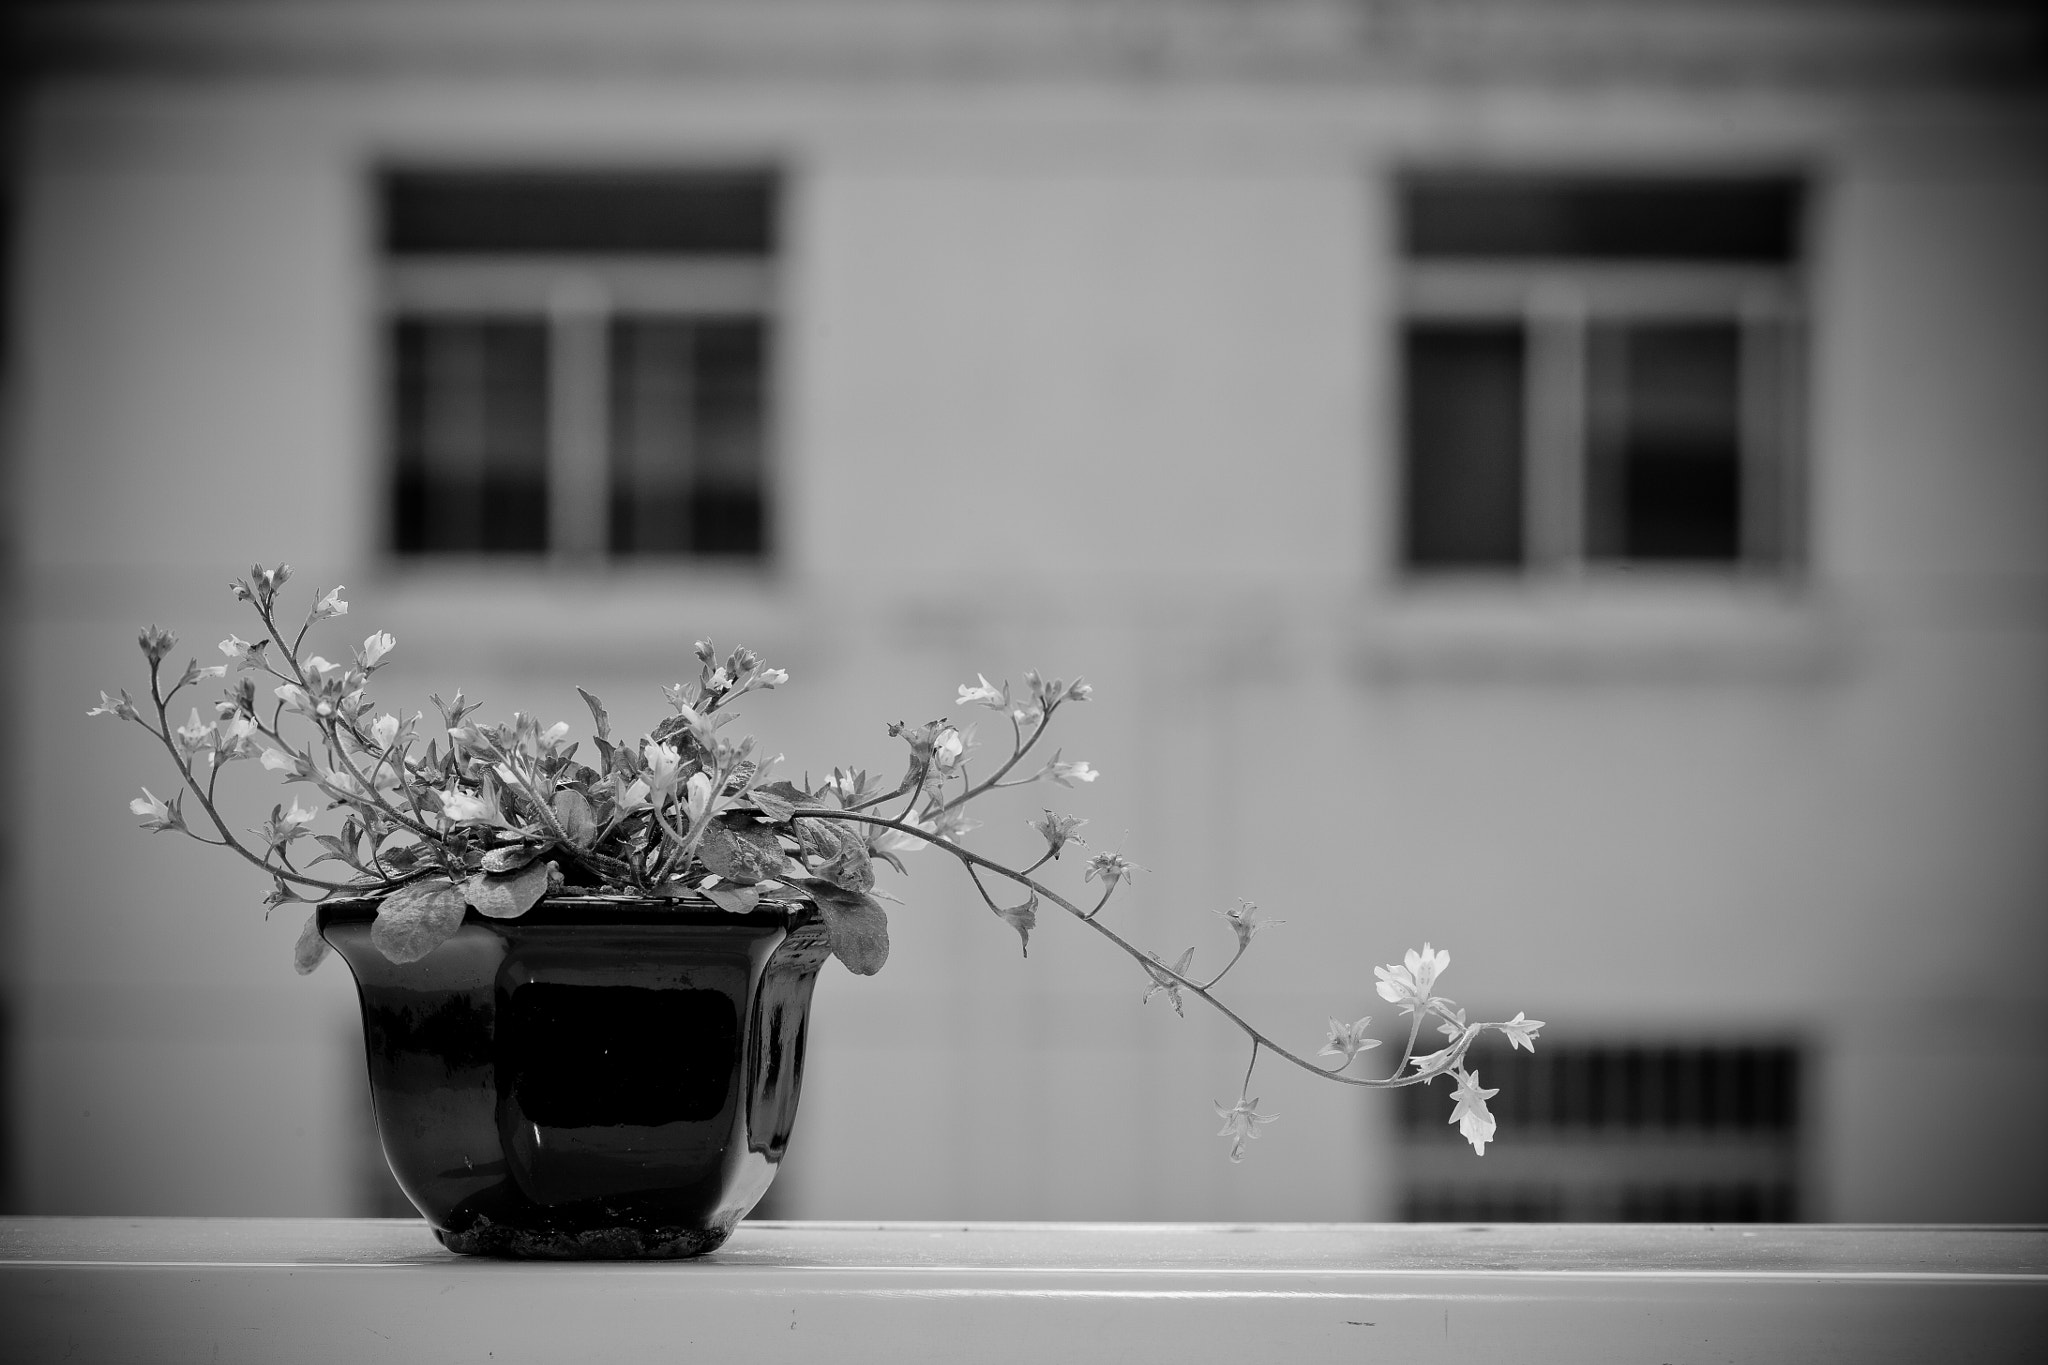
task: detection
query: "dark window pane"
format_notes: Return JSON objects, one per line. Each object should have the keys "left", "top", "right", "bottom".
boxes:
{"left": 1585, "top": 321, "right": 1742, "bottom": 563}
{"left": 609, "top": 317, "right": 767, "bottom": 557}
{"left": 384, "top": 171, "right": 776, "bottom": 256}
{"left": 392, "top": 318, "right": 548, "bottom": 554}
{"left": 1403, "top": 323, "right": 1525, "bottom": 570}
{"left": 1404, "top": 176, "right": 1801, "bottom": 262}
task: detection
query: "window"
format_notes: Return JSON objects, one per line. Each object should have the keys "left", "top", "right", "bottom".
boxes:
{"left": 1394, "top": 1038, "right": 1804, "bottom": 1221}
{"left": 382, "top": 170, "right": 777, "bottom": 561}
{"left": 1398, "top": 175, "right": 1805, "bottom": 576}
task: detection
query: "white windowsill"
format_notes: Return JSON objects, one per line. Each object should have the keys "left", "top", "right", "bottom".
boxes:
{"left": 1354, "top": 576, "right": 1850, "bottom": 685}
{"left": 4, "top": 1219, "right": 2041, "bottom": 1363}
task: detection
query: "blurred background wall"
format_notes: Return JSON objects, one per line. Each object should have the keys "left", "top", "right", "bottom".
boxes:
{"left": 3, "top": 0, "right": 2044, "bottom": 1224}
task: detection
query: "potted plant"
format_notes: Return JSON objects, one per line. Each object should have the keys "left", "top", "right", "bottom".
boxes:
{"left": 94, "top": 564, "right": 1542, "bottom": 1258}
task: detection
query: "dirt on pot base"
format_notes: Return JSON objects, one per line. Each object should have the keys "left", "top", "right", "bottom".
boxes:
{"left": 433, "top": 1213, "right": 739, "bottom": 1260}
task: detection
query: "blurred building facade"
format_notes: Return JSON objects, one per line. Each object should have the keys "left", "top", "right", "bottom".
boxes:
{"left": 4, "top": 0, "right": 2045, "bottom": 1223}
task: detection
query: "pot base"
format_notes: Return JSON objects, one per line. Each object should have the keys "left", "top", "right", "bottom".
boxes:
{"left": 434, "top": 1214, "right": 737, "bottom": 1260}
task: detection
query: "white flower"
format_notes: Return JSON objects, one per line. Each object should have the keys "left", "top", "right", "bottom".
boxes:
{"left": 756, "top": 667, "right": 789, "bottom": 688}
{"left": 931, "top": 726, "right": 966, "bottom": 774}
{"left": 314, "top": 586, "right": 348, "bottom": 619}
{"left": 174, "top": 708, "right": 215, "bottom": 755}
{"left": 1498, "top": 1011, "right": 1545, "bottom": 1053}
{"left": 1374, "top": 942, "right": 1451, "bottom": 1014}
{"left": 1218, "top": 898, "right": 1283, "bottom": 948}
{"left": 1408, "top": 1024, "right": 1478, "bottom": 1079}
{"left": 1086, "top": 849, "right": 1139, "bottom": 889}
{"left": 1142, "top": 946, "right": 1196, "bottom": 1016}
{"left": 87, "top": 690, "right": 138, "bottom": 721}
{"left": 641, "top": 741, "right": 684, "bottom": 795}
{"left": 219, "top": 635, "right": 253, "bottom": 660}
{"left": 614, "top": 778, "right": 653, "bottom": 814}
{"left": 130, "top": 787, "right": 173, "bottom": 827}
{"left": 956, "top": 674, "right": 1007, "bottom": 709}
{"left": 683, "top": 771, "right": 718, "bottom": 826}
{"left": 1449, "top": 1068, "right": 1501, "bottom": 1155}
{"left": 369, "top": 714, "right": 402, "bottom": 750}
{"left": 1320, "top": 1016, "right": 1380, "bottom": 1066}
{"left": 439, "top": 788, "right": 491, "bottom": 824}
{"left": 359, "top": 631, "right": 395, "bottom": 667}
{"left": 1214, "top": 1097, "right": 1277, "bottom": 1163}
{"left": 280, "top": 799, "right": 318, "bottom": 828}
{"left": 871, "top": 816, "right": 937, "bottom": 857}
{"left": 260, "top": 747, "right": 298, "bottom": 773}
{"left": 1046, "top": 754, "right": 1097, "bottom": 787}
{"left": 1028, "top": 809, "right": 1087, "bottom": 858}
{"left": 217, "top": 715, "right": 261, "bottom": 760}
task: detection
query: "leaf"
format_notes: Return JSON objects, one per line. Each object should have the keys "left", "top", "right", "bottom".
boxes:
{"left": 795, "top": 818, "right": 874, "bottom": 893}
{"left": 749, "top": 787, "right": 797, "bottom": 823}
{"left": 379, "top": 843, "right": 424, "bottom": 872}
{"left": 702, "top": 882, "right": 761, "bottom": 915}
{"left": 803, "top": 879, "right": 890, "bottom": 976}
{"left": 464, "top": 859, "right": 555, "bottom": 920}
{"left": 992, "top": 891, "right": 1038, "bottom": 958}
{"left": 292, "top": 910, "right": 330, "bottom": 975}
{"left": 551, "top": 789, "right": 598, "bottom": 848}
{"left": 371, "top": 878, "right": 467, "bottom": 964}
{"left": 814, "top": 838, "right": 875, "bottom": 894}
{"left": 309, "top": 834, "right": 360, "bottom": 870}
{"left": 480, "top": 845, "right": 540, "bottom": 874}
{"left": 791, "top": 818, "right": 836, "bottom": 859}
{"left": 756, "top": 778, "right": 813, "bottom": 807}
{"left": 575, "top": 686, "right": 612, "bottom": 741}
{"left": 698, "top": 817, "right": 785, "bottom": 885}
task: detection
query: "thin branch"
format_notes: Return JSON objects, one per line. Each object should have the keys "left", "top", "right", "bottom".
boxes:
{"left": 797, "top": 806, "right": 1454, "bottom": 1092}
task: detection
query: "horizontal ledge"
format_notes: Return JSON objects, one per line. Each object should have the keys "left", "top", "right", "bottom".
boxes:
{"left": 9, "top": 1221, "right": 2043, "bottom": 1365}
{"left": 5, "top": 1218, "right": 2043, "bottom": 1277}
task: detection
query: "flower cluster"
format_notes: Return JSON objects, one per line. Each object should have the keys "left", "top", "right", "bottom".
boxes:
{"left": 99, "top": 566, "right": 1540, "bottom": 1159}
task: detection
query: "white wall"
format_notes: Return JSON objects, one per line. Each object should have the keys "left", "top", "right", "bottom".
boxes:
{"left": 9, "top": 67, "right": 2045, "bottom": 1221}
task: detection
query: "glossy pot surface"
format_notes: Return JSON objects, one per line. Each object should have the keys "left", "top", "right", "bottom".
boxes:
{"left": 319, "top": 896, "right": 828, "bottom": 1259}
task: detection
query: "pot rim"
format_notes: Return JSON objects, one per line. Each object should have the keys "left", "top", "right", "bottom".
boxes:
{"left": 316, "top": 892, "right": 820, "bottom": 932}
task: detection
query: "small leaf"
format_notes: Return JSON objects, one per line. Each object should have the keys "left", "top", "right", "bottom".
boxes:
{"left": 464, "top": 859, "right": 555, "bottom": 920}
{"left": 992, "top": 891, "right": 1037, "bottom": 958}
{"left": 795, "top": 818, "right": 874, "bottom": 893}
{"left": 575, "top": 686, "right": 612, "bottom": 741}
{"left": 699, "top": 817, "right": 785, "bottom": 885}
{"left": 749, "top": 787, "right": 797, "bottom": 823}
{"left": 702, "top": 883, "right": 761, "bottom": 915}
{"left": 292, "top": 910, "right": 330, "bottom": 975}
{"left": 480, "top": 845, "right": 540, "bottom": 874}
{"left": 371, "top": 878, "right": 467, "bottom": 964}
{"left": 309, "top": 834, "right": 360, "bottom": 870}
{"left": 804, "top": 879, "right": 890, "bottom": 976}
{"left": 551, "top": 789, "right": 598, "bottom": 848}
{"left": 791, "top": 817, "right": 842, "bottom": 860}
{"left": 816, "top": 839, "right": 875, "bottom": 894}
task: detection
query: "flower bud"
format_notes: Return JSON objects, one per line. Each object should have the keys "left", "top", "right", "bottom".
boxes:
{"left": 138, "top": 625, "right": 177, "bottom": 665}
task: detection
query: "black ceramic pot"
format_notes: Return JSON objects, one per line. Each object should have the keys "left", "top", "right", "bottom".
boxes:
{"left": 318, "top": 896, "right": 829, "bottom": 1259}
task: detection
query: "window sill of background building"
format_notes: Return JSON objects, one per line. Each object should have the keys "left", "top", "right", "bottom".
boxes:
{"left": 1352, "top": 576, "right": 1850, "bottom": 686}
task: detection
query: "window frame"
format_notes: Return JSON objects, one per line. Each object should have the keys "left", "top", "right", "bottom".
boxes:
{"left": 1391, "top": 175, "right": 1809, "bottom": 584}
{"left": 377, "top": 176, "right": 781, "bottom": 568}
